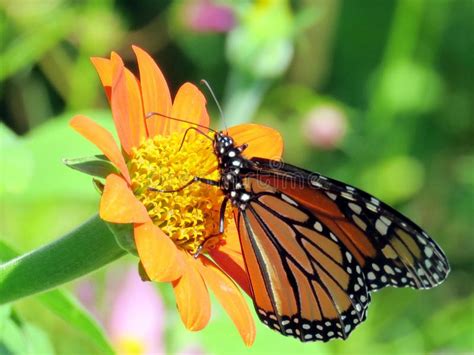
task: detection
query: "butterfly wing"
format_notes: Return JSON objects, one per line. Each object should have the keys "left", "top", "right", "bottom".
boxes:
{"left": 235, "top": 196, "right": 369, "bottom": 341}
{"left": 232, "top": 157, "right": 449, "bottom": 341}
{"left": 247, "top": 158, "right": 450, "bottom": 291}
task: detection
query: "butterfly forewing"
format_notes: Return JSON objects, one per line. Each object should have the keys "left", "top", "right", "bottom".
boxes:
{"left": 247, "top": 158, "right": 450, "bottom": 292}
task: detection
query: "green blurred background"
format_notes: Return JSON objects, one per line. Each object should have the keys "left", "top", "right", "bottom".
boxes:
{"left": 1, "top": 0, "right": 473, "bottom": 354}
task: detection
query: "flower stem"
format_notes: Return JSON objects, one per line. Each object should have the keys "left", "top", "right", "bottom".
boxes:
{"left": 0, "top": 214, "right": 126, "bottom": 304}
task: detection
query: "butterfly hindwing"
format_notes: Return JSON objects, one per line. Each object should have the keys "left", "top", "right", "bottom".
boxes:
{"left": 235, "top": 189, "right": 370, "bottom": 341}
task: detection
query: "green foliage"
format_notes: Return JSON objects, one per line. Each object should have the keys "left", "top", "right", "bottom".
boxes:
{"left": 0, "top": 304, "right": 55, "bottom": 355}
{"left": 63, "top": 155, "right": 118, "bottom": 180}
{"left": 1, "top": 0, "right": 472, "bottom": 353}
{"left": 0, "top": 241, "right": 115, "bottom": 354}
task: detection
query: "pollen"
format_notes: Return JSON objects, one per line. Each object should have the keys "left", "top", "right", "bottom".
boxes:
{"left": 129, "top": 131, "right": 228, "bottom": 254}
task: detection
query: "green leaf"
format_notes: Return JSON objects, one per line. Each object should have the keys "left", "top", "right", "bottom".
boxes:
{"left": 0, "top": 241, "right": 17, "bottom": 261}
{"left": 0, "top": 124, "right": 35, "bottom": 196}
{"left": 0, "top": 306, "right": 55, "bottom": 354}
{"left": 0, "top": 240, "right": 115, "bottom": 354}
{"left": 23, "top": 324, "right": 55, "bottom": 355}
{"left": 106, "top": 222, "right": 138, "bottom": 256}
{"left": 0, "top": 306, "right": 54, "bottom": 355}
{"left": 1, "top": 111, "right": 115, "bottom": 202}
{"left": 0, "top": 304, "right": 12, "bottom": 325}
{"left": 38, "top": 291, "right": 114, "bottom": 354}
{"left": 63, "top": 154, "right": 118, "bottom": 179}
{"left": 0, "top": 309, "right": 26, "bottom": 355}
{"left": 138, "top": 261, "right": 151, "bottom": 282}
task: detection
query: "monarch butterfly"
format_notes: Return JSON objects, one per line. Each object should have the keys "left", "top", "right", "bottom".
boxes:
{"left": 149, "top": 113, "right": 450, "bottom": 342}
{"left": 207, "top": 130, "right": 450, "bottom": 342}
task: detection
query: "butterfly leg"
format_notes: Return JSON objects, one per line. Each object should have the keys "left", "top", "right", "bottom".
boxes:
{"left": 217, "top": 197, "right": 229, "bottom": 234}
{"left": 193, "top": 197, "right": 229, "bottom": 258}
{"left": 237, "top": 143, "right": 248, "bottom": 152}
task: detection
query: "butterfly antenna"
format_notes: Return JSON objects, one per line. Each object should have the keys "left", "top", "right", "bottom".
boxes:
{"left": 200, "top": 79, "right": 227, "bottom": 133}
{"left": 145, "top": 112, "right": 217, "bottom": 133}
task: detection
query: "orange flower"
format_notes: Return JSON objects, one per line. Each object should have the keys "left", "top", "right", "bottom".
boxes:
{"left": 70, "top": 46, "right": 283, "bottom": 346}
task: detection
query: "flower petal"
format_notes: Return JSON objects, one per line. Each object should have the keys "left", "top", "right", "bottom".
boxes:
{"left": 134, "top": 222, "right": 185, "bottom": 282}
{"left": 172, "top": 253, "right": 211, "bottom": 331}
{"left": 170, "top": 82, "right": 210, "bottom": 134}
{"left": 110, "top": 52, "right": 147, "bottom": 155}
{"left": 197, "top": 256, "right": 256, "bottom": 346}
{"left": 209, "top": 221, "right": 252, "bottom": 296}
{"left": 228, "top": 123, "right": 283, "bottom": 160}
{"left": 100, "top": 174, "right": 149, "bottom": 223}
{"left": 70, "top": 115, "right": 131, "bottom": 184}
{"left": 90, "top": 57, "right": 112, "bottom": 101}
{"left": 133, "top": 45, "right": 173, "bottom": 137}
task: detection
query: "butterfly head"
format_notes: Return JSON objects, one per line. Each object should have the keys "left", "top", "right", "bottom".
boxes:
{"left": 213, "top": 132, "right": 249, "bottom": 168}
{"left": 213, "top": 132, "right": 235, "bottom": 156}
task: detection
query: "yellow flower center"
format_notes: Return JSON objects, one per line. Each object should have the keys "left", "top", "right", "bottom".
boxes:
{"left": 129, "top": 131, "right": 227, "bottom": 254}
{"left": 116, "top": 337, "right": 144, "bottom": 355}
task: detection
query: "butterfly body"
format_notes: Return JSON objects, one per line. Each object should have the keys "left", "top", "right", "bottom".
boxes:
{"left": 211, "top": 130, "right": 449, "bottom": 342}
{"left": 214, "top": 132, "right": 251, "bottom": 211}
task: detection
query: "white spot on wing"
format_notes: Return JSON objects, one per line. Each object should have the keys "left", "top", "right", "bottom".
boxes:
{"left": 384, "top": 265, "right": 395, "bottom": 275}
{"left": 375, "top": 218, "right": 389, "bottom": 235}
{"left": 341, "top": 191, "right": 355, "bottom": 201}
{"left": 310, "top": 178, "right": 323, "bottom": 188}
{"left": 281, "top": 194, "right": 298, "bottom": 206}
{"left": 348, "top": 202, "right": 362, "bottom": 214}
{"left": 314, "top": 222, "right": 323, "bottom": 232}
{"left": 352, "top": 215, "right": 367, "bottom": 231}
{"left": 240, "top": 193, "right": 250, "bottom": 201}
{"left": 371, "top": 197, "right": 380, "bottom": 205}
{"left": 380, "top": 215, "right": 391, "bottom": 225}
{"left": 326, "top": 192, "right": 337, "bottom": 200}
{"left": 424, "top": 246, "right": 433, "bottom": 258}
{"left": 366, "top": 202, "right": 378, "bottom": 212}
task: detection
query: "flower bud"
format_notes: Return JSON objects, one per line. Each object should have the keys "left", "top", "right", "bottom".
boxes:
{"left": 303, "top": 106, "right": 347, "bottom": 149}
{"left": 184, "top": 0, "right": 236, "bottom": 33}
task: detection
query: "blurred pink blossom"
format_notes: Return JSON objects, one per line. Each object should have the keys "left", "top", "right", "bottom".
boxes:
{"left": 303, "top": 106, "right": 348, "bottom": 149}
{"left": 76, "top": 280, "right": 100, "bottom": 319}
{"left": 184, "top": 0, "right": 236, "bottom": 33}
{"left": 176, "top": 345, "right": 206, "bottom": 355}
{"left": 107, "top": 268, "right": 166, "bottom": 355}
